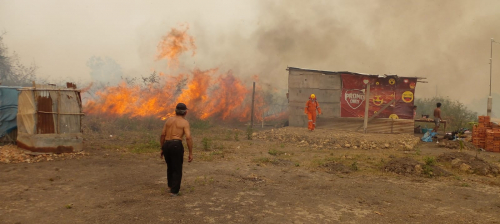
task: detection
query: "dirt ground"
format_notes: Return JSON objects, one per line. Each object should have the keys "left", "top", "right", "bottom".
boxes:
{"left": 2, "top": 124, "right": 500, "bottom": 224}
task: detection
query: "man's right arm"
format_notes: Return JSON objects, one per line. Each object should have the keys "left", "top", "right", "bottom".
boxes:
{"left": 160, "top": 120, "right": 168, "bottom": 147}
{"left": 160, "top": 135, "right": 166, "bottom": 147}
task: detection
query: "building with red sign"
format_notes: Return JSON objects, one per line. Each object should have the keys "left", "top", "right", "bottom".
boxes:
{"left": 287, "top": 67, "right": 426, "bottom": 134}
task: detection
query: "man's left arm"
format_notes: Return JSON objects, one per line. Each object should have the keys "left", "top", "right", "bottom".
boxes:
{"left": 184, "top": 123, "right": 194, "bottom": 162}
{"left": 160, "top": 121, "right": 167, "bottom": 158}
{"left": 317, "top": 102, "right": 322, "bottom": 115}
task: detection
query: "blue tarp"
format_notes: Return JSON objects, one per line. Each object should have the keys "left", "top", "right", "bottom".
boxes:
{"left": 421, "top": 130, "right": 437, "bottom": 142}
{"left": 0, "top": 87, "right": 20, "bottom": 138}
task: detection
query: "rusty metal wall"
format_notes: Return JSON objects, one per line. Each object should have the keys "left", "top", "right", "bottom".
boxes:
{"left": 35, "top": 91, "right": 56, "bottom": 134}
{"left": 17, "top": 84, "right": 84, "bottom": 153}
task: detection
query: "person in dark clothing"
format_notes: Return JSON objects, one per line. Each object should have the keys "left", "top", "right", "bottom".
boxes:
{"left": 160, "top": 103, "right": 193, "bottom": 196}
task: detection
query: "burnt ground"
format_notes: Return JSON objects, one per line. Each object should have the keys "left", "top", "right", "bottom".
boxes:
{"left": 1, "top": 125, "right": 500, "bottom": 223}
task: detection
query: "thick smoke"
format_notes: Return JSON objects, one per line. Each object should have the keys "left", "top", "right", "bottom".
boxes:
{"left": 191, "top": 0, "right": 500, "bottom": 114}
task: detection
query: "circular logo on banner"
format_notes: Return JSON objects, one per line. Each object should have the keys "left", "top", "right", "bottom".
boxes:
{"left": 344, "top": 89, "right": 365, "bottom": 109}
{"left": 389, "top": 114, "right": 399, "bottom": 119}
{"left": 372, "top": 95, "right": 384, "bottom": 106}
{"left": 402, "top": 91, "right": 414, "bottom": 103}
{"left": 376, "top": 81, "right": 380, "bottom": 85}
{"left": 410, "top": 82, "right": 416, "bottom": 89}
{"left": 388, "top": 78, "right": 396, "bottom": 85}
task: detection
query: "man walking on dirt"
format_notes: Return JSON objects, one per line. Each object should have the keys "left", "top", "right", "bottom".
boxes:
{"left": 433, "top": 102, "right": 442, "bottom": 133}
{"left": 160, "top": 103, "right": 193, "bottom": 196}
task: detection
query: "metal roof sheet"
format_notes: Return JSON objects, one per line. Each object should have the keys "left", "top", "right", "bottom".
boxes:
{"left": 287, "top": 67, "right": 426, "bottom": 80}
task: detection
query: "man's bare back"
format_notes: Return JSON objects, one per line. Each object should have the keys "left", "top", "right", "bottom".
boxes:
{"left": 161, "top": 116, "right": 191, "bottom": 142}
{"left": 434, "top": 108, "right": 441, "bottom": 119}
{"left": 433, "top": 103, "right": 442, "bottom": 132}
{"left": 160, "top": 115, "right": 193, "bottom": 162}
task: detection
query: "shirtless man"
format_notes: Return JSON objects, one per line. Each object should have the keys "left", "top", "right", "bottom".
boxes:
{"left": 160, "top": 103, "right": 193, "bottom": 196}
{"left": 433, "top": 102, "right": 442, "bottom": 133}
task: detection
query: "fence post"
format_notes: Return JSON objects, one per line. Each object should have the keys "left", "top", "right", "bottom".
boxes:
{"left": 251, "top": 82, "right": 255, "bottom": 128}
{"left": 363, "top": 83, "right": 371, "bottom": 133}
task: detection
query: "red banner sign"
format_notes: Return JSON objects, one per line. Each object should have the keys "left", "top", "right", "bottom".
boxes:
{"left": 341, "top": 74, "right": 417, "bottom": 119}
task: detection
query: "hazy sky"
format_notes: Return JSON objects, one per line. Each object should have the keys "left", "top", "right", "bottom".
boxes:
{"left": 1, "top": 0, "right": 500, "bottom": 113}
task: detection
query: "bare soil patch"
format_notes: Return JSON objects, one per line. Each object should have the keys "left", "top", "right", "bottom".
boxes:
{"left": 323, "top": 162, "right": 352, "bottom": 174}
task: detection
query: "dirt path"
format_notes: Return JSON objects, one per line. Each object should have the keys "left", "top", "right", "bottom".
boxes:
{"left": 1, "top": 127, "right": 500, "bottom": 223}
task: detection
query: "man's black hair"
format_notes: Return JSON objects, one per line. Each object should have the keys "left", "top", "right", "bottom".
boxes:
{"left": 437, "top": 102, "right": 442, "bottom": 108}
{"left": 175, "top": 109, "right": 187, "bottom": 116}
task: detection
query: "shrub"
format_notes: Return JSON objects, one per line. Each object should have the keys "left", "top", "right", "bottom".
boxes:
{"left": 202, "top": 137, "right": 212, "bottom": 151}
{"left": 424, "top": 156, "right": 436, "bottom": 166}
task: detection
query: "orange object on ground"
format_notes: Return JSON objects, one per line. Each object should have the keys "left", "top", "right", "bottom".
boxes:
{"left": 305, "top": 95, "right": 322, "bottom": 131}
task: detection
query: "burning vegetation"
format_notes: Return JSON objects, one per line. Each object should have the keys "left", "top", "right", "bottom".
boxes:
{"left": 84, "top": 25, "right": 287, "bottom": 123}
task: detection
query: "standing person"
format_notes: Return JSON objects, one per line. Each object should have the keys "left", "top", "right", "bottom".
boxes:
{"left": 433, "top": 102, "right": 442, "bottom": 133}
{"left": 160, "top": 103, "right": 193, "bottom": 197}
{"left": 305, "top": 94, "right": 322, "bottom": 131}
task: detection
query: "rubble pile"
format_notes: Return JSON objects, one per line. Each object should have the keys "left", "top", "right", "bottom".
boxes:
{"left": 0, "top": 145, "right": 88, "bottom": 164}
{"left": 384, "top": 157, "right": 451, "bottom": 177}
{"left": 255, "top": 127, "right": 421, "bottom": 150}
{"left": 437, "top": 152, "right": 499, "bottom": 176}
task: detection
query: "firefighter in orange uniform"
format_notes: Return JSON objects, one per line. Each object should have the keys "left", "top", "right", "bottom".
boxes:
{"left": 305, "top": 94, "right": 322, "bottom": 131}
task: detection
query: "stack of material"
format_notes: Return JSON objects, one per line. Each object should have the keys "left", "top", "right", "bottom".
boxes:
{"left": 472, "top": 116, "right": 500, "bottom": 152}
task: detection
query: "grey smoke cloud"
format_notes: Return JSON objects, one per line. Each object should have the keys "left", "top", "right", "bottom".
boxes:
{"left": 1, "top": 0, "right": 499, "bottom": 114}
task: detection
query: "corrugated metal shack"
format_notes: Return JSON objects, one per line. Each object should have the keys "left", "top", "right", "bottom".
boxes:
{"left": 17, "top": 83, "right": 84, "bottom": 153}
{"left": 287, "top": 67, "right": 425, "bottom": 134}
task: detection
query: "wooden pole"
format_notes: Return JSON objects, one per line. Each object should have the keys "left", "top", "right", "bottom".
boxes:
{"left": 363, "top": 83, "right": 370, "bottom": 133}
{"left": 356, "top": 99, "right": 395, "bottom": 131}
{"left": 262, "top": 111, "right": 264, "bottom": 128}
{"left": 57, "top": 91, "right": 61, "bottom": 134}
{"left": 251, "top": 82, "right": 255, "bottom": 127}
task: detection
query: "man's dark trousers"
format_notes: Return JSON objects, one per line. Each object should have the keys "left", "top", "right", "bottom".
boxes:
{"left": 162, "top": 140, "right": 184, "bottom": 194}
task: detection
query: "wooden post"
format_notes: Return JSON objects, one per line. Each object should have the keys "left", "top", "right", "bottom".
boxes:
{"left": 251, "top": 82, "right": 255, "bottom": 128}
{"left": 363, "top": 83, "right": 370, "bottom": 133}
{"left": 391, "top": 118, "right": 394, "bottom": 134}
{"left": 262, "top": 111, "right": 264, "bottom": 128}
{"left": 57, "top": 91, "right": 61, "bottom": 134}
{"left": 356, "top": 99, "right": 395, "bottom": 132}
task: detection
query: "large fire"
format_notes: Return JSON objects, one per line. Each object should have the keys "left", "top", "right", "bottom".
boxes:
{"left": 84, "top": 25, "right": 285, "bottom": 122}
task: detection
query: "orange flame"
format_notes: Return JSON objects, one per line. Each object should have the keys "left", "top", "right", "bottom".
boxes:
{"left": 156, "top": 25, "right": 196, "bottom": 67}
{"left": 85, "top": 25, "right": 284, "bottom": 123}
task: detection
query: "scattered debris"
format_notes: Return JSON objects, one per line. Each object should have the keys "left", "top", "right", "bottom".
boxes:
{"left": 255, "top": 127, "right": 420, "bottom": 150}
{"left": 241, "top": 174, "right": 265, "bottom": 183}
{"left": 271, "top": 159, "right": 294, "bottom": 167}
{"left": 384, "top": 157, "right": 450, "bottom": 177}
{"left": 0, "top": 145, "right": 88, "bottom": 164}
